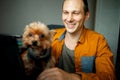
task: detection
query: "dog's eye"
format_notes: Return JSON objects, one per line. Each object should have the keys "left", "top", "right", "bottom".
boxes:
{"left": 39, "top": 34, "right": 45, "bottom": 39}
{"left": 28, "top": 33, "right": 33, "bottom": 37}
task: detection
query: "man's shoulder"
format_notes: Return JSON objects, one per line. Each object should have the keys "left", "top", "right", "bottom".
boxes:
{"left": 52, "top": 28, "right": 66, "bottom": 40}
{"left": 85, "top": 28, "right": 105, "bottom": 39}
{"left": 54, "top": 28, "right": 65, "bottom": 35}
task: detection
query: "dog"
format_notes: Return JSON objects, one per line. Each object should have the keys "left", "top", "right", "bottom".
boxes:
{"left": 21, "top": 21, "right": 56, "bottom": 78}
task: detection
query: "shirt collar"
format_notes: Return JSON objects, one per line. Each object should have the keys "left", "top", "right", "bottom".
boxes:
{"left": 78, "top": 27, "right": 87, "bottom": 44}
{"left": 58, "top": 30, "right": 66, "bottom": 41}
{"left": 58, "top": 27, "right": 87, "bottom": 44}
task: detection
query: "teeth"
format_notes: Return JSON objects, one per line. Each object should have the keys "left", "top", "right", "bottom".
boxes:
{"left": 67, "top": 23, "right": 75, "bottom": 27}
{"left": 68, "top": 23, "right": 75, "bottom": 25}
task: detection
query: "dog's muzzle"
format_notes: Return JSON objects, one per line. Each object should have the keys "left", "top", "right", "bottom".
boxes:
{"left": 32, "top": 41, "right": 38, "bottom": 46}
{"left": 27, "top": 47, "right": 51, "bottom": 61}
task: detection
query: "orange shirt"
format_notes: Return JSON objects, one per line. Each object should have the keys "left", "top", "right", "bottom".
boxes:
{"left": 51, "top": 27, "right": 116, "bottom": 80}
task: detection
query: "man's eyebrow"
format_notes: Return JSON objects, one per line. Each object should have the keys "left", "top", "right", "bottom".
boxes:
{"left": 63, "top": 9, "right": 81, "bottom": 12}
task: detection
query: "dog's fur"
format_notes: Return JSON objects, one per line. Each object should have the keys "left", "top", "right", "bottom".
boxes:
{"left": 21, "top": 21, "right": 55, "bottom": 77}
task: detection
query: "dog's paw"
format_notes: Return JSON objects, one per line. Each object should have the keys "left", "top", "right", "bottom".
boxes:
{"left": 46, "top": 56, "right": 56, "bottom": 69}
{"left": 24, "top": 63, "right": 35, "bottom": 75}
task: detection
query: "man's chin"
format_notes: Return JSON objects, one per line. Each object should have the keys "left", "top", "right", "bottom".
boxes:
{"left": 66, "top": 28, "right": 75, "bottom": 34}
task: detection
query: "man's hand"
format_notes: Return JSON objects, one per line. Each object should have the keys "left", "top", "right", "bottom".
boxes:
{"left": 37, "top": 67, "right": 81, "bottom": 80}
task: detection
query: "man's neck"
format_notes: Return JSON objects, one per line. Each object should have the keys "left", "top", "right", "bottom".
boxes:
{"left": 64, "top": 26, "right": 83, "bottom": 50}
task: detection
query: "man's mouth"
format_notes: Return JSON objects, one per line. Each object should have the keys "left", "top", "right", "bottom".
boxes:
{"left": 67, "top": 23, "right": 76, "bottom": 29}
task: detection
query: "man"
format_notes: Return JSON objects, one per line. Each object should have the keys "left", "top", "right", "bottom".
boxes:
{"left": 37, "top": 0, "right": 116, "bottom": 80}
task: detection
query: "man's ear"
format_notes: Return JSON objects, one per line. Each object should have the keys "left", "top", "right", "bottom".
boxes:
{"left": 85, "top": 12, "right": 90, "bottom": 21}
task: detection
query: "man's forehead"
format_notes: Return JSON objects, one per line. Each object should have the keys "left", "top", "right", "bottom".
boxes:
{"left": 63, "top": 0, "right": 84, "bottom": 11}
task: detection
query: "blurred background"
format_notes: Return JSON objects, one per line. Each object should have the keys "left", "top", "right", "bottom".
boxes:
{"left": 0, "top": 0, "right": 120, "bottom": 79}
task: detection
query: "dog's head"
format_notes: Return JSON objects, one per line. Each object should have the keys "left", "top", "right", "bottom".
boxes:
{"left": 22, "top": 21, "right": 55, "bottom": 52}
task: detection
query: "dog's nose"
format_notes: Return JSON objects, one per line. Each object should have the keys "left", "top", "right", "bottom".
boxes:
{"left": 32, "top": 41, "right": 38, "bottom": 46}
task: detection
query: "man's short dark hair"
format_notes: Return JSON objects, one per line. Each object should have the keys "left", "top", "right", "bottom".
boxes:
{"left": 83, "top": 0, "right": 89, "bottom": 14}
{"left": 63, "top": 0, "right": 89, "bottom": 14}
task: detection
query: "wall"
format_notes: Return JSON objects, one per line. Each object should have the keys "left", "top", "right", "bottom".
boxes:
{"left": 85, "top": 0, "right": 96, "bottom": 30}
{"left": 0, "top": 0, "right": 95, "bottom": 35}
{"left": 95, "top": 0, "right": 120, "bottom": 64}
{"left": 0, "top": 0, "right": 63, "bottom": 35}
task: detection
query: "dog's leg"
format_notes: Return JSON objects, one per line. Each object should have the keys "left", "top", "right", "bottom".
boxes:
{"left": 45, "top": 56, "right": 56, "bottom": 69}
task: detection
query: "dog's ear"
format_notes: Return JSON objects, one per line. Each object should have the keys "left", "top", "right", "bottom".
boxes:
{"left": 48, "top": 29, "right": 56, "bottom": 42}
{"left": 22, "top": 35, "right": 30, "bottom": 48}
{"left": 49, "top": 29, "right": 56, "bottom": 37}
{"left": 22, "top": 39, "right": 28, "bottom": 48}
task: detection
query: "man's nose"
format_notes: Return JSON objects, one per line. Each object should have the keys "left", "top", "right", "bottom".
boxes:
{"left": 67, "top": 14, "right": 73, "bottom": 21}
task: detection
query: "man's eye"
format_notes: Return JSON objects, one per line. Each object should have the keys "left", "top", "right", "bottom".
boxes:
{"left": 39, "top": 34, "right": 45, "bottom": 39}
{"left": 63, "top": 11, "right": 68, "bottom": 15}
{"left": 74, "top": 12, "right": 80, "bottom": 15}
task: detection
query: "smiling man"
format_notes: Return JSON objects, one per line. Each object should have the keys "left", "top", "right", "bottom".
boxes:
{"left": 37, "top": 0, "right": 116, "bottom": 80}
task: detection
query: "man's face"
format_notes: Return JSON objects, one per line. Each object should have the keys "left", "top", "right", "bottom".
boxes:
{"left": 62, "top": 0, "right": 88, "bottom": 34}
